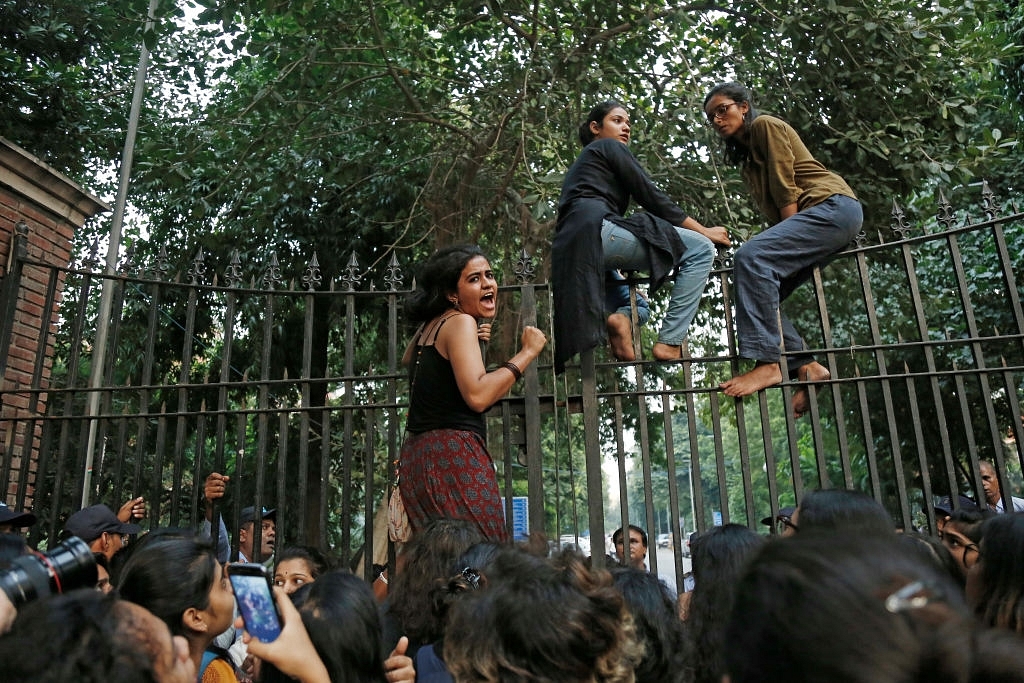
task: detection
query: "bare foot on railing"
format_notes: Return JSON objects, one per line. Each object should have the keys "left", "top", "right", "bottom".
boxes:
{"left": 792, "top": 361, "right": 831, "bottom": 418}
{"left": 720, "top": 362, "right": 782, "bottom": 397}
{"left": 606, "top": 313, "right": 635, "bottom": 361}
{"left": 652, "top": 342, "right": 684, "bottom": 361}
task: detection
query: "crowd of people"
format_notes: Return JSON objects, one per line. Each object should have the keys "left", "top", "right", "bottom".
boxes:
{"left": 2, "top": 484, "right": 1024, "bottom": 683}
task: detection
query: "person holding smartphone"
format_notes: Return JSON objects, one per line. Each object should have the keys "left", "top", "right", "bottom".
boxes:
{"left": 242, "top": 573, "right": 416, "bottom": 683}
{"left": 237, "top": 586, "right": 331, "bottom": 683}
{"left": 229, "top": 563, "right": 283, "bottom": 646}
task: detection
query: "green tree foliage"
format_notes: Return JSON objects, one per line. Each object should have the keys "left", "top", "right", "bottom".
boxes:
{"left": 0, "top": 0, "right": 189, "bottom": 184}
{"left": 5, "top": 0, "right": 1022, "bottom": 543}
{"left": 62, "top": 0, "right": 1017, "bottom": 394}
{"left": 3, "top": 0, "right": 1017, "bottom": 260}
{"left": 8, "top": 0, "right": 1019, "bottom": 376}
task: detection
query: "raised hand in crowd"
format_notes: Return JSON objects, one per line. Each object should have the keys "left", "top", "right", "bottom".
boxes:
{"left": 384, "top": 636, "right": 416, "bottom": 683}
{"left": 204, "top": 472, "right": 230, "bottom": 520}
{"left": 117, "top": 496, "right": 147, "bottom": 522}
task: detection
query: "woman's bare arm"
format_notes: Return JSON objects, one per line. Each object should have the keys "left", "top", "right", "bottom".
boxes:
{"left": 681, "top": 216, "right": 731, "bottom": 247}
{"left": 439, "top": 314, "right": 546, "bottom": 413}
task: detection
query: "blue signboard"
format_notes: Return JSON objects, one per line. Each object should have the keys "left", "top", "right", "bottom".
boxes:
{"left": 512, "top": 496, "right": 529, "bottom": 541}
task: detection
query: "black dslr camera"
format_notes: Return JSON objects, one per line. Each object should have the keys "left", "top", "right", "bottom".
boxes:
{"left": 0, "top": 536, "right": 97, "bottom": 608}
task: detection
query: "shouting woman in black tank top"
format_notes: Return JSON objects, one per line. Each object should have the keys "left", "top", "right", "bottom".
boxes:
{"left": 399, "top": 245, "right": 547, "bottom": 542}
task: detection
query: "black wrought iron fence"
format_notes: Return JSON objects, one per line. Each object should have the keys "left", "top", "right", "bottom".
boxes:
{"left": 0, "top": 183, "right": 1021, "bottom": 590}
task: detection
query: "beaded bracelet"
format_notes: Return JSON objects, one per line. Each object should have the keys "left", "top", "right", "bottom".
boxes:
{"left": 502, "top": 361, "right": 523, "bottom": 381}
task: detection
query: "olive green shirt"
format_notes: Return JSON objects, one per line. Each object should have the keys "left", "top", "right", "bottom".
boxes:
{"left": 741, "top": 114, "right": 857, "bottom": 226}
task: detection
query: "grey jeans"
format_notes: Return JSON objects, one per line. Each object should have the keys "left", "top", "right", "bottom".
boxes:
{"left": 732, "top": 194, "right": 863, "bottom": 370}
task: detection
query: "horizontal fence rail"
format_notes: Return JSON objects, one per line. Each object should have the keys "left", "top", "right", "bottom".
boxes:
{"left": 1, "top": 183, "right": 1022, "bottom": 589}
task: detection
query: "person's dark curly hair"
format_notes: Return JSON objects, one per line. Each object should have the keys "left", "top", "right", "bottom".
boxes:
{"left": 444, "top": 548, "right": 642, "bottom": 683}
{"left": 429, "top": 541, "right": 503, "bottom": 627}
{"left": 383, "top": 518, "right": 486, "bottom": 650}
{"left": 610, "top": 566, "right": 689, "bottom": 683}
{"left": 405, "top": 244, "right": 486, "bottom": 325}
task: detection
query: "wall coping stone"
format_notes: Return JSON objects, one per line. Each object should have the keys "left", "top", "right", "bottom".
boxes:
{"left": 0, "top": 137, "right": 110, "bottom": 227}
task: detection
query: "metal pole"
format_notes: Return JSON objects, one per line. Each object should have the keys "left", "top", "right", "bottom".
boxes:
{"left": 81, "top": 0, "right": 161, "bottom": 507}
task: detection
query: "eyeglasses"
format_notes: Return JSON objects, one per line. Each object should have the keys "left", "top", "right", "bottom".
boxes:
{"left": 938, "top": 531, "right": 983, "bottom": 568}
{"left": 706, "top": 101, "right": 740, "bottom": 123}
{"left": 775, "top": 516, "right": 799, "bottom": 535}
{"left": 120, "top": 534, "right": 131, "bottom": 547}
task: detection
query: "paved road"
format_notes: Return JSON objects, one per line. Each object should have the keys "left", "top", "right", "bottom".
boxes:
{"left": 579, "top": 538, "right": 691, "bottom": 593}
{"left": 651, "top": 544, "right": 692, "bottom": 593}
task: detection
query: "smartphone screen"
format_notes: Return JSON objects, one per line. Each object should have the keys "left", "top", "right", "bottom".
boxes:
{"left": 228, "top": 564, "right": 282, "bottom": 642}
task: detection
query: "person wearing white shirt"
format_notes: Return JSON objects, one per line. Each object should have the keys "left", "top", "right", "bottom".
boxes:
{"left": 979, "top": 460, "right": 1024, "bottom": 513}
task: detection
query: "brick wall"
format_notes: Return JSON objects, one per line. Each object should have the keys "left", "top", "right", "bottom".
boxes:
{"left": 0, "top": 138, "right": 109, "bottom": 508}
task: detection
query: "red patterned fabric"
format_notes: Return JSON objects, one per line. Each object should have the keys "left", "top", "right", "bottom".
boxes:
{"left": 398, "top": 429, "right": 509, "bottom": 542}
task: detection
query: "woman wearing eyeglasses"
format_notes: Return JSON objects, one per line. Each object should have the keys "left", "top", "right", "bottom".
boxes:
{"left": 703, "top": 82, "right": 863, "bottom": 417}
{"left": 939, "top": 507, "right": 991, "bottom": 579}
{"left": 552, "top": 100, "right": 730, "bottom": 371}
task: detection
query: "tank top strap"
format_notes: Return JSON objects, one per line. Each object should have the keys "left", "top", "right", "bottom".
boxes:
{"left": 425, "top": 311, "right": 468, "bottom": 345}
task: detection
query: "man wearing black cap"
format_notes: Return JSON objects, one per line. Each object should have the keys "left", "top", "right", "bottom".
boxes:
{"left": 201, "top": 472, "right": 276, "bottom": 566}
{"left": 237, "top": 505, "right": 276, "bottom": 565}
{"left": 64, "top": 504, "right": 141, "bottom": 560}
{"left": 933, "top": 494, "right": 980, "bottom": 533}
{"left": 0, "top": 502, "right": 36, "bottom": 535}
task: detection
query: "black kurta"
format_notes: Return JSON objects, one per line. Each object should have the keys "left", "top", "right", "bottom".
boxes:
{"left": 552, "top": 137, "right": 689, "bottom": 373}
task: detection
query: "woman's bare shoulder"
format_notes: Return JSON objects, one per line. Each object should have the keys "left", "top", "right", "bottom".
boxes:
{"left": 435, "top": 313, "right": 482, "bottom": 361}
{"left": 440, "top": 312, "right": 478, "bottom": 336}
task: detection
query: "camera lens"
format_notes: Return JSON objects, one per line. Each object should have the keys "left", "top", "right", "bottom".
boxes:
{"left": 0, "top": 536, "right": 97, "bottom": 609}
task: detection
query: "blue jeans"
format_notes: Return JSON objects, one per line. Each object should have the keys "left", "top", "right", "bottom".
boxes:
{"left": 605, "top": 270, "right": 651, "bottom": 325}
{"left": 601, "top": 220, "right": 716, "bottom": 346}
{"left": 732, "top": 194, "right": 863, "bottom": 368}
